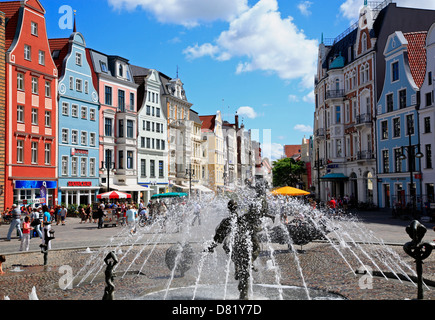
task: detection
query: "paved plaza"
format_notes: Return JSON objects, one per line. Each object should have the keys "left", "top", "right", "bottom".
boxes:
{"left": 0, "top": 209, "right": 435, "bottom": 301}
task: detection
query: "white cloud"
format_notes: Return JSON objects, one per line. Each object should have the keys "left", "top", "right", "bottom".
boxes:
{"left": 108, "top": 0, "right": 249, "bottom": 27}
{"left": 297, "top": 1, "right": 313, "bottom": 16}
{"left": 237, "top": 106, "right": 258, "bottom": 119}
{"left": 183, "top": 43, "right": 221, "bottom": 60}
{"left": 288, "top": 94, "right": 299, "bottom": 102}
{"left": 302, "top": 90, "right": 315, "bottom": 103}
{"left": 339, "top": 0, "right": 435, "bottom": 22}
{"left": 294, "top": 124, "right": 313, "bottom": 133}
{"left": 183, "top": 0, "right": 318, "bottom": 89}
{"left": 262, "top": 142, "right": 284, "bottom": 161}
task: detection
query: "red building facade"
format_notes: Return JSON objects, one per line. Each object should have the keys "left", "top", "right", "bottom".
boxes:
{"left": 1, "top": 0, "right": 58, "bottom": 208}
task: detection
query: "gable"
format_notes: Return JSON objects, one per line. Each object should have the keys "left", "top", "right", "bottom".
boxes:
{"left": 24, "top": 0, "right": 45, "bottom": 14}
{"left": 384, "top": 31, "right": 407, "bottom": 57}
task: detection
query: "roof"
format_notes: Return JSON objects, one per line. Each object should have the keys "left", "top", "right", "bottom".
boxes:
{"left": 284, "top": 145, "right": 301, "bottom": 158}
{"left": 199, "top": 115, "right": 215, "bottom": 131}
{"left": 48, "top": 38, "right": 69, "bottom": 73}
{"left": 0, "top": 1, "right": 22, "bottom": 51}
{"left": 403, "top": 31, "right": 427, "bottom": 88}
{"left": 189, "top": 109, "right": 202, "bottom": 124}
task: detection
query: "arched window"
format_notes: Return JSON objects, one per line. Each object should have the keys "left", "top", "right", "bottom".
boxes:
{"left": 362, "top": 33, "right": 367, "bottom": 53}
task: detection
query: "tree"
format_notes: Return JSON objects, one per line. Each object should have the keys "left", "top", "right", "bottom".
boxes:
{"left": 272, "top": 158, "right": 306, "bottom": 188}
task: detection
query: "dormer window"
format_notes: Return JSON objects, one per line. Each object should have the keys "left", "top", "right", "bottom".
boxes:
{"left": 119, "top": 64, "right": 123, "bottom": 77}
{"left": 100, "top": 61, "right": 108, "bottom": 73}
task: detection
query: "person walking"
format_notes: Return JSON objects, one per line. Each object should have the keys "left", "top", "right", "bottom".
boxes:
{"left": 6, "top": 204, "right": 22, "bottom": 241}
{"left": 79, "top": 207, "right": 86, "bottom": 224}
{"left": 30, "top": 208, "right": 43, "bottom": 239}
{"left": 126, "top": 205, "right": 137, "bottom": 234}
{"left": 41, "top": 205, "right": 52, "bottom": 250}
{"left": 191, "top": 202, "right": 202, "bottom": 226}
{"left": 58, "top": 205, "right": 67, "bottom": 226}
{"left": 20, "top": 216, "right": 33, "bottom": 252}
{"left": 97, "top": 204, "right": 105, "bottom": 229}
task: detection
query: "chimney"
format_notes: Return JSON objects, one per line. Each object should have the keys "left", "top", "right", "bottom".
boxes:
{"left": 235, "top": 113, "right": 239, "bottom": 129}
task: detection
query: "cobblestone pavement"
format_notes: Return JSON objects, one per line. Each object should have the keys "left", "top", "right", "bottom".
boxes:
{"left": 0, "top": 210, "right": 434, "bottom": 301}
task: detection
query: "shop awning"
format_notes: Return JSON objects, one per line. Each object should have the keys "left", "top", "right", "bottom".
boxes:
{"left": 320, "top": 173, "right": 349, "bottom": 181}
{"left": 193, "top": 185, "right": 214, "bottom": 193}
{"left": 109, "top": 184, "right": 151, "bottom": 192}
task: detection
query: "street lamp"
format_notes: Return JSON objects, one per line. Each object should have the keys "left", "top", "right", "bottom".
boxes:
{"left": 398, "top": 120, "right": 424, "bottom": 215}
{"left": 101, "top": 160, "right": 116, "bottom": 193}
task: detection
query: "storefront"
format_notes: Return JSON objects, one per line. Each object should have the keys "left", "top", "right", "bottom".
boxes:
{"left": 13, "top": 180, "right": 57, "bottom": 208}
{"left": 59, "top": 181, "right": 100, "bottom": 207}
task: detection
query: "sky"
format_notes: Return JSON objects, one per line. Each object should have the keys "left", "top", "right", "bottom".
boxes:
{"left": 41, "top": 0, "right": 435, "bottom": 161}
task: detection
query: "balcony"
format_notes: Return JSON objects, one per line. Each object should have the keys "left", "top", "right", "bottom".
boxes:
{"left": 315, "top": 128, "right": 325, "bottom": 139}
{"left": 326, "top": 89, "right": 345, "bottom": 100}
{"left": 357, "top": 150, "right": 375, "bottom": 161}
{"left": 355, "top": 113, "right": 372, "bottom": 128}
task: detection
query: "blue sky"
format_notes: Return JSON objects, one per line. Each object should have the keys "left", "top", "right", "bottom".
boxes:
{"left": 42, "top": 0, "right": 435, "bottom": 160}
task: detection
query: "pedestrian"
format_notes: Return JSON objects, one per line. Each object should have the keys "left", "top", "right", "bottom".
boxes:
{"left": 6, "top": 204, "right": 22, "bottom": 241}
{"left": 58, "top": 205, "right": 67, "bottom": 226}
{"left": 126, "top": 205, "right": 137, "bottom": 234}
{"left": 30, "top": 208, "right": 43, "bottom": 239}
{"left": 0, "top": 255, "right": 5, "bottom": 275}
{"left": 328, "top": 197, "right": 337, "bottom": 215}
{"left": 41, "top": 205, "right": 52, "bottom": 250}
{"left": 79, "top": 206, "right": 86, "bottom": 224}
{"left": 97, "top": 204, "right": 105, "bottom": 229}
{"left": 191, "top": 202, "right": 202, "bottom": 226}
{"left": 20, "top": 216, "right": 33, "bottom": 252}
{"left": 85, "top": 204, "right": 92, "bottom": 223}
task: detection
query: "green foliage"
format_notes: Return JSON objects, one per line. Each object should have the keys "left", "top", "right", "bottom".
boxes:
{"left": 272, "top": 157, "right": 306, "bottom": 188}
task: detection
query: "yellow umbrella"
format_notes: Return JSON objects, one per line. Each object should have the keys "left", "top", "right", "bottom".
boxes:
{"left": 271, "top": 186, "right": 310, "bottom": 196}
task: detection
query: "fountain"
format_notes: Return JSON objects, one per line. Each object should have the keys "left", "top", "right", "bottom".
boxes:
{"left": 62, "top": 184, "right": 432, "bottom": 301}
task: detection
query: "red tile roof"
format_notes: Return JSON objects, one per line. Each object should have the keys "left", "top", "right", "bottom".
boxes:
{"left": 48, "top": 38, "right": 69, "bottom": 73}
{"left": 284, "top": 145, "right": 301, "bottom": 158}
{"left": 0, "top": 1, "right": 22, "bottom": 51}
{"left": 200, "top": 115, "right": 215, "bottom": 132}
{"left": 404, "top": 31, "right": 427, "bottom": 88}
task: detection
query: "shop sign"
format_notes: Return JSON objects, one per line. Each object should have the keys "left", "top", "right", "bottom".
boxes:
{"left": 71, "top": 148, "right": 89, "bottom": 156}
{"left": 67, "top": 181, "right": 92, "bottom": 187}
{"left": 15, "top": 181, "right": 57, "bottom": 189}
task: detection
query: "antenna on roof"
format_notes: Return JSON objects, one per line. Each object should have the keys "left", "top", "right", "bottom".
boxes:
{"left": 73, "top": 10, "right": 77, "bottom": 32}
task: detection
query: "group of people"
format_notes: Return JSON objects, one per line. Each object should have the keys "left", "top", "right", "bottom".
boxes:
{"left": 2, "top": 204, "right": 53, "bottom": 252}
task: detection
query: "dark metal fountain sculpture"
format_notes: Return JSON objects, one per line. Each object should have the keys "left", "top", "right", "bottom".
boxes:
{"left": 403, "top": 220, "right": 435, "bottom": 300}
{"left": 39, "top": 223, "right": 55, "bottom": 266}
{"left": 165, "top": 242, "right": 194, "bottom": 277}
{"left": 102, "top": 251, "right": 118, "bottom": 300}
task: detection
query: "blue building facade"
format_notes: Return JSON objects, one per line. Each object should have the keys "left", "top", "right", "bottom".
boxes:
{"left": 376, "top": 31, "right": 426, "bottom": 210}
{"left": 50, "top": 32, "right": 100, "bottom": 207}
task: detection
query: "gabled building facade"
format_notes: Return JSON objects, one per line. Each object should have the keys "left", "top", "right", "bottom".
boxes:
{"left": 376, "top": 31, "right": 426, "bottom": 209}
{"left": 49, "top": 31, "right": 100, "bottom": 207}
{"left": 132, "top": 65, "right": 168, "bottom": 201}
{"left": 2, "top": 0, "right": 58, "bottom": 207}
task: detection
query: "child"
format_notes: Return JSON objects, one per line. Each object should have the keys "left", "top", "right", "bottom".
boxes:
{"left": 20, "top": 216, "right": 33, "bottom": 252}
{"left": 0, "top": 255, "right": 5, "bottom": 275}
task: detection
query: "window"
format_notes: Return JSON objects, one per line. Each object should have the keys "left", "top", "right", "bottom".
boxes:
{"left": 141, "top": 137, "right": 145, "bottom": 148}
{"left": 61, "top": 129, "right": 68, "bottom": 143}
{"left": 399, "top": 89, "right": 406, "bottom": 109}
{"left": 85, "top": 81, "right": 89, "bottom": 94}
{"left": 141, "top": 159, "right": 146, "bottom": 177}
{"left": 31, "top": 77, "right": 38, "bottom": 94}
{"left": 24, "top": 45, "right": 31, "bottom": 60}
{"left": 150, "top": 160, "right": 155, "bottom": 177}
{"left": 335, "top": 106, "right": 341, "bottom": 124}
{"left": 31, "top": 108, "right": 38, "bottom": 125}
{"left": 381, "top": 121, "right": 388, "bottom": 140}
{"left": 426, "top": 92, "right": 432, "bottom": 107}
{"left": 71, "top": 104, "right": 78, "bottom": 117}
{"left": 81, "top": 106, "right": 87, "bottom": 119}
{"left": 69, "top": 77, "right": 74, "bottom": 90}
{"left": 429, "top": 71, "right": 433, "bottom": 86}
{"left": 146, "top": 106, "right": 151, "bottom": 116}
{"left": 406, "top": 114, "right": 414, "bottom": 136}
{"left": 127, "top": 120, "right": 134, "bottom": 138}
{"left": 100, "top": 61, "right": 108, "bottom": 73}
{"left": 118, "top": 151, "right": 124, "bottom": 169}
{"left": 386, "top": 94, "right": 393, "bottom": 112}
{"left": 146, "top": 138, "right": 150, "bottom": 149}
{"left": 90, "top": 133, "right": 96, "bottom": 147}
{"left": 424, "top": 117, "right": 431, "bottom": 133}
{"left": 81, "top": 131, "right": 87, "bottom": 145}
{"left": 105, "top": 86, "right": 112, "bottom": 105}
{"left": 89, "top": 158, "right": 96, "bottom": 177}
{"left": 44, "top": 143, "right": 51, "bottom": 165}
{"left": 146, "top": 121, "right": 150, "bottom": 131}
{"left": 105, "top": 118, "right": 113, "bottom": 136}
{"left": 382, "top": 150, "right": 389, "bottom": 173}
{"left": 118, "top": 120, "right": 124, "bottom": 138}
{"left": 161, "top": 140, "right": 165, "bottom": 150}
{"left": 71, "top": 157, "right": 78, "bottom": 176}
{"left": 393, "top": 118, "right": 400, "bottom": 138}
{"left": 75, "top": 52, "right": 82, "bottom": 66}
{"left": 17, "top": 105, "right": 24, "bottom": 123}
{"left": 17, "top": 73, "right": 24, "bottom": 91}
{"left": 426, "top": 144, "right": 433, "bottom": 169}
{"left": 62, "top": 102, "right": 69, "bottom": 116}
{"left": 336, "top": 139, "right": 342, "bottom": 158}
{"left": 80, "top": 158, "right": 87, "bottom": 176}
{"left": 394, "top": 148, "right": 402, "bottom": 173}
{"left": 90, "top": 109, "right": 96, "bottom": 121}
{"left": 39, "top": 50, "right": 45, "bottom": 65}
{"left": 76, "top": 79, "right": 82, "bottom": 92}
{"left": 159, "top": 161, "right": 164, "bottom": 177}
{"left": 31, "top": 22, "right": 38, "bottom": 36}
{"left": 156, "top": 139, "right": 160, "bottom": 150}
{"left": 31, "top": 142, "right": 38, "bottom": 164}
{"left": 156, "top": 108, "right": 161, "bottom": 118}
{"left": 17, "top": 140, "right": 24, "bottom": 163}
{"left": 61, "top": 156, "right": 68, "bottom": 176}
{"left": 71, "top": 130, "right": 78, "bottom": 144}
{"left": 118, "top": 90, "right": 125, "bottom": 111}
{"left": 362, "top": 33, "right": 367, "bottom": 53}
{"left": 45, "top": 81, "right": 51, "bottom": 97}
{"left": 130, "top": 93, "right": 135, "bottom": 111}
{"left": 119, "top": 64, "right": 123, "bottom": 77}
{"left": 45, "top": 111, "right": 51, "bottom": 127}
{"left": 105, "top": 149, "right": 112, "bottom": 168}
{"left": 392, "top": 61, "right": 399, "bottom": 82}
{"left": 127, "top": 151, "right": 133, "bottom": 169}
